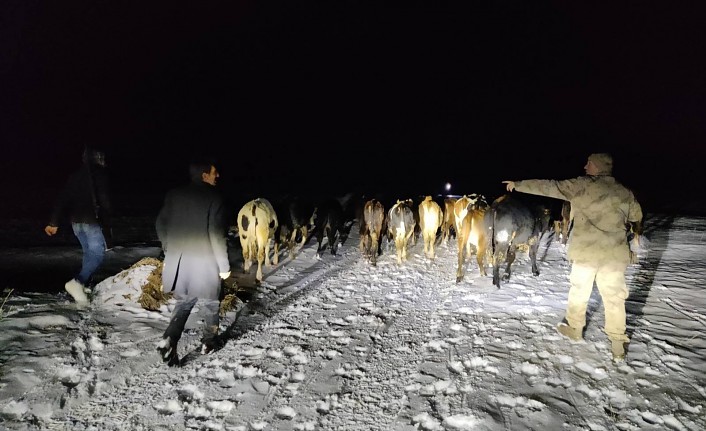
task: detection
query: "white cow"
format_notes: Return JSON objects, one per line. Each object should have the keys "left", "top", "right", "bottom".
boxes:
{"left": 387, "top": 199, "right": 416, "bottom": 264}
{"left": 237, "top": 198, "right": 278, "bottom": 282}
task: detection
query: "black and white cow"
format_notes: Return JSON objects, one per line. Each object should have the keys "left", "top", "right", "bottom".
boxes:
{"left": 237, "top": 198, "right": 278, "bottom": 282}
{"left": 485, "top": 194, "right": 541, "bottom": 287}
{"left": 313, "top": 197, "right": 344, "bottom": 257}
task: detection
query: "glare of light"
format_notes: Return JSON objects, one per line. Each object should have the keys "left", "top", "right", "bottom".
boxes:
{"left": 445, "top": 182, "right": 452, "bottom": 192}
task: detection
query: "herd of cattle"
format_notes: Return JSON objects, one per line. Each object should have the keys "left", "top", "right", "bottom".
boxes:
{"left": 232, "top": 193, "right": 573, "bottom": 287}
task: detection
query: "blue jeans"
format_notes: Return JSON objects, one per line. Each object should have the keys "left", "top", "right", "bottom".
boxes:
{"left": 71, "top": 223, "right": 106, "bottom": 285}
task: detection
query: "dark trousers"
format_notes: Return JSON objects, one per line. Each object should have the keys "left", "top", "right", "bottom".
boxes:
{"left": 163, "top": 294, "right": 220, "bottom": 345}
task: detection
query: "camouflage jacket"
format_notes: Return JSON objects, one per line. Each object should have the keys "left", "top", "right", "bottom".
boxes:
{"left": 515, "top": 175, "right": 642, "bottom": 265}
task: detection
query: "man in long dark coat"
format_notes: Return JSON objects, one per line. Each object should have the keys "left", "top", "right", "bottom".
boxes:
{"left": 155, "top": 159, "right": 231, "bottom": 366}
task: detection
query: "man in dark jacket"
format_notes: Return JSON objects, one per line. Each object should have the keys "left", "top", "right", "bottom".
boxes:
{"left": 45, "top": 148, "right": 111, "bottom": 305}
{"left": 155, "top": 159, "right": 231, "bottom": 366}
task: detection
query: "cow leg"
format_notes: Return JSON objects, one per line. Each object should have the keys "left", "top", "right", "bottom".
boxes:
{"left": 561, "top": 221, "right": 569, "bottom": 245}
{"left": 394, "top": 237, "right": 403, "bottom": 264}
{"left": 328, "top": 227, "right": 337, "bottom": 255}
{"left": 529, "top": 240, "right": 540, "bottom": 276}
{"left": 255, "top": 243, "right": 264, "bottom": 282}
{"left": 553, "top": 221, "right": 562, "bottom": 242}
{"left": 492, "top": 257, "right": 501, "bottom": 287}
{"left": 245, "top": 242, "right": 257, "bottom": 273}
{"left": 360, "top": 232, "right": 369, "bottom": 257}
{"left": 316, "top": 227, "right": 325, "bottom": 256}
{"left": 273, "top": 237, "right": 281, "bottom": 262}
{"left": 456, "top": 242, "right": 466, "bottom": 283}
{"left": 503, "top": 246, "right": 517, "bottom": 281}
{"left": 268, "top": 237, "right": 276, "bottom": 266}
{"left": 299, "top": 226, "right": 308, "bottom": 247}
{"left": 285, "top": 230, "right": 295, "bottom": 258}
{"left": 405, "top": 229, "right": 415, "bottom": 261}
{"left": 256, "top": 259, "right": 263, "bottom": 282}
{"left": 241, "top": 239, "right": 251, "bottom": 273}
{"left": 476, "top": 239, "right": 488, "bottom": 277}
{"left": 371, "top": 234, "right": 379, "bottom": 266}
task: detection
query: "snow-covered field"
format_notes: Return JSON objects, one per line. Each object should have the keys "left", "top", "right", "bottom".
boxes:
{"left": 1, "top": 212, "right": 705, "bottom": 430}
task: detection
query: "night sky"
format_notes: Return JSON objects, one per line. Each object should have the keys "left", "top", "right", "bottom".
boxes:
{"left": 2, "top": 1, "right": 705, "bottom": 212}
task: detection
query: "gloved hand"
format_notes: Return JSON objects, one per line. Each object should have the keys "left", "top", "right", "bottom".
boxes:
{"left": 219, "top": 271, "right": 231, "bottom": 280}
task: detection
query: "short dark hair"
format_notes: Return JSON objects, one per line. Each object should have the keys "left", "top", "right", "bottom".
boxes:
{"left": 189, "top": 158, "right": 216, "bottom": 182}
{"left": 83, "top": 147, "right": 107, "bottom": 167}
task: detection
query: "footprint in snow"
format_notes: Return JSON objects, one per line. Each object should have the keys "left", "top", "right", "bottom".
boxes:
{"left": 519, "top": 362, "right": 541, "bottom": 376}
{"left": 419, "top": 379, "right": 456, "bottom": 396}
{"left": 267, "top": 349, "right": 283, "bottom": 359}
{"left": 155, "top": 399, "right": 181, "bottom": 414}
{"left": 206, "top": 400, "right": 235, "bottom": 414}
{"left": 57, "top": 366, "right": 82, "bottom": 387}
{"left": 575, "top": 362, "right": 609, "bottom": 381}
{"left": 177, "top": 384, "right": 204, "bottom": 402}
{"left": 276, "top": 406, "right": 297, "bottom": 419}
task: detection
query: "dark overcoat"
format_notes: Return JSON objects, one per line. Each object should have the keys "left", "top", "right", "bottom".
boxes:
{"left": 156, "top": 181, "right": 230, "bottom": 299}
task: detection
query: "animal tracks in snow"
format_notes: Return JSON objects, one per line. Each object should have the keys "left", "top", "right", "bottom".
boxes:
{"left": 2, "top": 219, "right": 704, "bottom": 430}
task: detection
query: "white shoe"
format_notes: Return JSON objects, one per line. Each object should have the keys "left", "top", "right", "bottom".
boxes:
{"left": 65, "top": 279, "right": 89, "bottom": 305}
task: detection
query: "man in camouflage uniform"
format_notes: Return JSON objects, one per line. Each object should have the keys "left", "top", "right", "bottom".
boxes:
{"left": 503, "top": 153, "right": 642, "bottom": 362}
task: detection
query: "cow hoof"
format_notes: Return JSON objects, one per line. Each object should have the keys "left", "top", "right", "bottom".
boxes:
{"left": 455, "top": 276, "right": 463, "bottom": 283}
{"left": 533, "top": 270, "right": 540, "bottom": 276}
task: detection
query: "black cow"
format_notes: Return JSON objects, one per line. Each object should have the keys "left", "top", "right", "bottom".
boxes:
{"left": 313, "top": 197, "right": 344, "bottom": 257}
{"left": 485, "top": 194, "right": 542, "bottom": 287}
{"left": 274, "top": 197, "right": 316, "bottom": 260}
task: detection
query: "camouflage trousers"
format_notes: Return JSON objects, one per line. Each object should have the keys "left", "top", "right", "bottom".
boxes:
{"left": 566, "top": 261, "right": 630, "bottom": 342}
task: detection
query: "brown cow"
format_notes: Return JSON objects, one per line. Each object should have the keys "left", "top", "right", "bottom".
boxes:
{"left": 418, "top": 196, "right": 443, "bottom": 259}
{"left": 553, "top": 200, "right": 572, "bottom": 245}
{"left": 455, "top": 196, "right": 490, "bottom": 282}
{"left": 360, "top": 199, "right": 385, "bottom": 265}
{"left": 441, "top": 197, "right": 457, "bottom": 243}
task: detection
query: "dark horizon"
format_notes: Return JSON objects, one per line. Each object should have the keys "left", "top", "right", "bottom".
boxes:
{"left": 2, "top": 1, "right": 705, "bottom": 216}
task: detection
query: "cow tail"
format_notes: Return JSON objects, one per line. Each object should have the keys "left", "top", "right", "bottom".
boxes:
{"left": 491, "top": 209, "right": 497, "bottom": 256}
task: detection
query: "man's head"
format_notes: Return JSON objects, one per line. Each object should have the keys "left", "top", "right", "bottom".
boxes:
{"left": 189, "top": 160, "right": 219, "bottom": 186}
{"left": 83, "top": 147, "right": 106, "bottom": 167}
{"left": 585, "top": 153, "right": 613, "bottom": 176}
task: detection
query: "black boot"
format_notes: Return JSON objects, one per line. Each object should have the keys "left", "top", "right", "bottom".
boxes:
{"left": 200, "top": 325, "right": 221, "bottom": 355}
{"left": 157, "top": 336, "right": 180, "bottom": 367}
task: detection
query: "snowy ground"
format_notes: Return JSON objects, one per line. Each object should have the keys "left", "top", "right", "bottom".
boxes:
{"left": 1, "top": 212, "right": 705, "bottom": 430}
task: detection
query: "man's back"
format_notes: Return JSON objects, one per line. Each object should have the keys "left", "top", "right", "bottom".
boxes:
{"left": 566, "top": 175, "right": 642, "bottom": 265}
